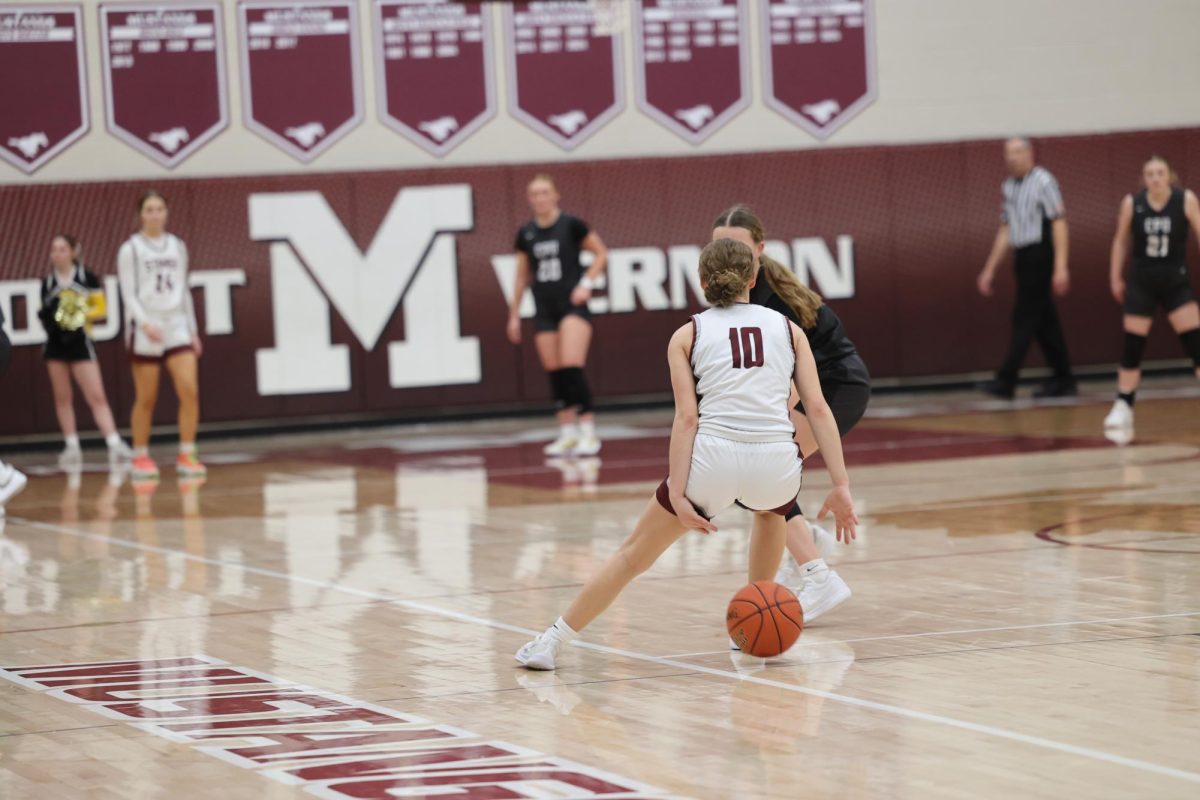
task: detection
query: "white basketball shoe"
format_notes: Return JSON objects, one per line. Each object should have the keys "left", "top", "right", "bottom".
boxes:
{"left": 1103, "top": 399, "right": 1134, "bottom": 429}
{"left": 796, "top": 568, "right": 852, "bottom": 623}
{"left": 0, "top": 462, "right": 28, "bottom": 509}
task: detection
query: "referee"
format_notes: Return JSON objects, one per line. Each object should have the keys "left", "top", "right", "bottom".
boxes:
{"left": 977, "top": 137, "right": 1076, "bottom": 398}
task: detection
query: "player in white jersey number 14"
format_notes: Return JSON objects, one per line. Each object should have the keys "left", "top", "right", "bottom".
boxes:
{"left": 516, "top": 238, "right": 858, "bottom": 670}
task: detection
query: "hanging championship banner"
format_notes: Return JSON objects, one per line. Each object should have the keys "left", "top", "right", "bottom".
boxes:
{"left": 373, "top": 0, "right": 495, "bottom": 157}
{"left": 504, "top": 1, "right": 624, "bottom": 151}
{"left": 238, "top": 1, "right": 363, "bottom": 162}
{"left": 100, "top": 2, "right": 229, "bottom": 167}
{"left": 633, "top": 0, "right": 749, "bottom": 145}
{"left": 0, "top": 6, "right": 89, "bottom": 174}
{"left": 761, "top": 0, "right": 876, "bottom": 139}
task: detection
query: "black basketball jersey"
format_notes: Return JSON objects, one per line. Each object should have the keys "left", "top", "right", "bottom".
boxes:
{"left": 1131, "top": 188, "right": 1188, "bottom": 267}
{"left": 748, "top": 267, "right": 863, "bottom": 382}
{"left": 514, "top": 213, "right": 590, "bottom": 298}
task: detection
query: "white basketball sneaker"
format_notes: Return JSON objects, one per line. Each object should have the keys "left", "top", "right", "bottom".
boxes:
{"left": 572, "top": 435, "right": 602, "bottom": 457}
{"left": 543, "top": 434, "right": 578, "bottom": 457}
{"left": 58, "top": 444, "right": 82, "bottom": 469}
{"left": 515, "top": 621, "right": 576, "bottom": 670}
{"left": 796, "top": 569, "right": 852, "bottom": 623}
{"left": 1103, "top": 399, "right": 1134, "bottom": 429}
{"left": 0, "top": 463, "right": 28, "bottom": 508}
{"left": 107, "top": 438, "right": 134, "bottom": 463}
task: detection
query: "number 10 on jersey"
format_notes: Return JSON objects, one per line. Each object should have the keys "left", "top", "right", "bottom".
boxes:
{"left": 729, "top": 327, "right": 764, "bottom": 369}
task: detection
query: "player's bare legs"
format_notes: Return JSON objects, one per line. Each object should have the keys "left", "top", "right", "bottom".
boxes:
{"left": 773, "top": 410, "right": 852, "bottom": 624}
{"left": 165, "top": 351, "right": 205, "bottom": 477}
{"left": 130, "top": 361, "right": 161, "bottom": 480}
{"left": 72, "top": 361, "right": 130, "bottom": 462}
{"left": 747, "top": 512, "right": 786, "bottom": 582}
{"left": 517, "top": 498, "right": 687, "bottom": 669}
{"left": 558, "top": 315, "right": 600, "bottom": 455}
{"left": 1168, "top": 302, "right": 1200, "bottom": 381}
{"left": 535, "top": 331, "right": 577, "bottom": 455}
{"left": 47, "top": 361, "right": 81, "bottom": 468}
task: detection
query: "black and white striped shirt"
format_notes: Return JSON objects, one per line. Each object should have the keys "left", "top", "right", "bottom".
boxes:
{"left": 1001, "top": 166, "right": 1064, "bottom": 248}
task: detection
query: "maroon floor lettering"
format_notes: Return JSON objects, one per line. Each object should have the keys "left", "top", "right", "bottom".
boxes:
{"left": 0, "top": 655, "right": 668, "bottom": 799}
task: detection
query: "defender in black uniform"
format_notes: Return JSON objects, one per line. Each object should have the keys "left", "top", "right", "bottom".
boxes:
{"left": 507, "top": 175, "right": 609, "bottom": 457}
{"left": 713, "top": 205, "right": 869, "bottom": 623}
{"left": 1104, "top": 157, "right": 1200, "bottom": 431}
{"left": 37, "top": 234, "right": 130, "bottom": 467}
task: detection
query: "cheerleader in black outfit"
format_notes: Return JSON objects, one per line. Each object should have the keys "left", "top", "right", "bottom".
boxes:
{"left": 38, "top": 234, "right": 131, "bottom": 467}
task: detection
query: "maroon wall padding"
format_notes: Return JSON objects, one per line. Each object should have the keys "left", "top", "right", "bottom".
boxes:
{"left": 2, "top": 127, "right": 1198, "bottom": 439}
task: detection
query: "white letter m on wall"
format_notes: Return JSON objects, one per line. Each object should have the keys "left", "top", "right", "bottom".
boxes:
{"left": 249, "top": 185, "right": 480, "bottom": 395}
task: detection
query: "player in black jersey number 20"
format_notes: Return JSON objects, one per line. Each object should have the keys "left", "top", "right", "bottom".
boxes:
{"left": 1104, "top": 156, "right": 1200, "bottom": 432}
{"left": 508, "top": 175, "right": 609, "bottom": 456}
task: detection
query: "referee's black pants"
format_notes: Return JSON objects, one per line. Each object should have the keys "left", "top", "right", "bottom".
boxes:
{"left": 996, "top": 243, "right": 1073, "bottom": 387}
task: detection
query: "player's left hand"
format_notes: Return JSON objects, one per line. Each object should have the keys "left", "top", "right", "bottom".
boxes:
{"left": 818, "top": 485, "right": 858, "bottom": 542}
{"left": 1052, "top": 269, "right": 1070, "bottom": 297}
{"left": 670, "top": 494, "right": 716, "bottom": 534}
{"left": 191, "top": 335, "right": 203, "bottom": 358}
{"left": 570, "top": 285, "right": 592, "bottom": 307}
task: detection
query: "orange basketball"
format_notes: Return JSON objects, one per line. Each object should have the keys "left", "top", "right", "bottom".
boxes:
{"left": 726, "top": 580, "right": 804, "bottom": 657}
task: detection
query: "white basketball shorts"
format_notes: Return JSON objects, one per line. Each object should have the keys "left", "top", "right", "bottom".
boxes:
{"left": 656, "top": 433, "right": 803, "bottom": 519}
{"left": 130, "top": 312, "right": 194, "bottom": 361}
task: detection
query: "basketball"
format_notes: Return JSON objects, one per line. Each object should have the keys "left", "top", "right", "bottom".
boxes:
{"left": 726, "top": 581, "right": 804, "bottom": 657}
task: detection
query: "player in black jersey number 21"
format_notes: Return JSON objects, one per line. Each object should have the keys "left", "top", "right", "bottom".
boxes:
{"left": 508, "top": 175, "right": 609, "bottom": 456}
{"left": 1104, "top": 156, "right": 1200, "bottom": 432}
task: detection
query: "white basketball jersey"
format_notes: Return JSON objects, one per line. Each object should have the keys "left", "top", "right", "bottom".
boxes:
{"left": 691, "top": 303, "right": 796, "bottom": 443}
{"left": 123, "top": 233, "right": 188, "bottom": 313}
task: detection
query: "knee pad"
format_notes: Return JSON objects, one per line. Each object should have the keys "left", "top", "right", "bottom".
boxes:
{"left": 784, "top": 501, "right": 804, "bottom": 522}
{"left": 1180, "top": 328, "right": 1200, "bottom": 367}
{"left": 547, "top": 369, "right": 569, "bottom": 410}
{"left": 1120, "top": 332, "right": 1148, "bottom": 370}
{"left": 561, "top": 367, "right": 593, "bottom": 413}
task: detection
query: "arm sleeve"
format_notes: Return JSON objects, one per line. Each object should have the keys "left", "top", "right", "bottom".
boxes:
{"left": 571, "top": 215, "right": 591, "bottom": 242}
{"left": 1041, "top": 173, "right": 1065, "bottom": 219}
{"left": 179, "top": 239, "right": 198, "bottom": 335}
{"left": 117, "top": 241, "right": 148, "bottom": 324}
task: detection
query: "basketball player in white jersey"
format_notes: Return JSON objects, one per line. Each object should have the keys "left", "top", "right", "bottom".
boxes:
{"left": 516, "top": 239, "right": 858, "bottom": 670}
{"left": 118, "top": 190, "right": 205, "bottom": 482}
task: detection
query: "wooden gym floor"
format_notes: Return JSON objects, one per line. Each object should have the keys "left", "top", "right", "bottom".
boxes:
{"left": 1, "top": 378, "right": 1198, "bottom": 799}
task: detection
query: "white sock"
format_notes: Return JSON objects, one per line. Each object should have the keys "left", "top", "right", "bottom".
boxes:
{"left": 800, "top": 558, "right": 829, "bottom": 576}
{"left": 133, "top": 447, "right": 149, "bottom": 459}
{"left": 559, "top": 423, "right": 578, "bottom": 440}
{"left": 578, "top": 419, "right": 596, "bottom": 439}
{"left": 64, "top": 435, "right": 81, "bottom": 450}
{"left": 105, "top": 432, "right": 122, "bottom": 448}
{"left": 551, "top": 616, "right": 579, "bottom": 642}
{"left": 180, "top": 442, "right": 196, "bottom": 455}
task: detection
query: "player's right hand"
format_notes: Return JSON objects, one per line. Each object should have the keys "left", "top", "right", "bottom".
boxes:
{"left": 976, "top": 271, "right": 994, "bottom": 297}
{"left": 506, "top": 316, "right": 521, "bottom": 345}
{"left": 818, "top": 485, "right": 858, "bottom": 542}
{"left": 143, "top": 322, "right": 164, "bottom": 343}
{"left": 1110, "top": 279, "right": 1125, "bottom": 304}
{"left": 671, "top": 494, "right": 716, "bottom": 535}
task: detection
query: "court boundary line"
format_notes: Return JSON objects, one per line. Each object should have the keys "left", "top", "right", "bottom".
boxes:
{"left": 9, "top": 515, "right": 1200, "bottom": 787}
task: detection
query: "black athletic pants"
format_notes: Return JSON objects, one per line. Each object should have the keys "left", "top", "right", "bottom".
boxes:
{"left": 996, "top": 243, "right": 1073, "bottom": 386}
